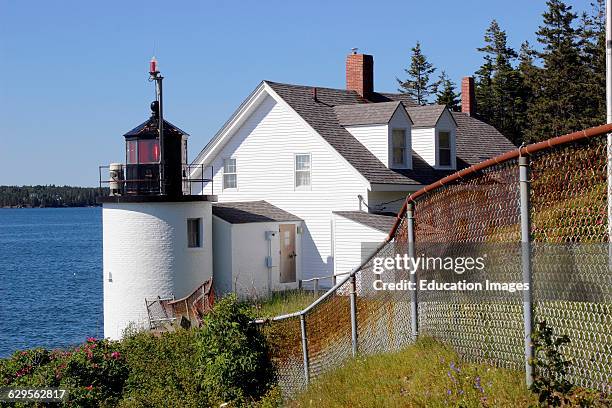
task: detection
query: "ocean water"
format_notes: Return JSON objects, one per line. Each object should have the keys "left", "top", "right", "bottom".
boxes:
{"left": 0, "top": 207, "right": 103, "bottom": 358}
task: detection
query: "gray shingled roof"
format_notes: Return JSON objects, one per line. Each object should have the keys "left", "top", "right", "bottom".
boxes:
{"left": 262, "top": 82, "right": 515, "bottom": 185}
{"left": 334, "top": 211, "right": 397, "bottom": 233}
{"left": 406, "top": 105, "right": 448, "bottom": 128}
{"left": 334, "top": 101, "right": 406, "bottom": 126}
{"left": 212, "top": 200, "right": 302, "bottom": 224}
{"left": 452, "top": 112, "right": 516, "bottom": 163}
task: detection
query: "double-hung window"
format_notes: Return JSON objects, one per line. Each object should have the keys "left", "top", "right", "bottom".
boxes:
{"left": 391, "top": 129, "right": 407, "bottom": 167}
{"left": 295, "top": 154, "right": 311, "bottom": 190}
{"left": 438, "top": 131, "right": 452, "bottom": 167}
{"left": 223, "top": 158, "right": 237, "bottom": 190}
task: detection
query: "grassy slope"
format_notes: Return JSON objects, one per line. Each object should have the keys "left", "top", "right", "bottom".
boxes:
{"left": 290, "top": 338, "right": 536, "bottom": 408}
{"left": 249, "top": 290, "right": 318, "bottom": 318}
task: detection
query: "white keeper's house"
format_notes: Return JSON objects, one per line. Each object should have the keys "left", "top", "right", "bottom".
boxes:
{"left": 191, "top": 51, "right": 515, "bottom": 289}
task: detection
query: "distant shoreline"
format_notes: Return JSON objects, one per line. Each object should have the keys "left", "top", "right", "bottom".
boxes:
{"left": 0, "top": 185, "right": 108, "bottom": 208}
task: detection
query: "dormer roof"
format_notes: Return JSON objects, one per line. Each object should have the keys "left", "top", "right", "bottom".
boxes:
{"left": 334, "top": 101, "right": 411, "bottom": 126}
{"left": 406, "top": 105, "right": 457, "bottom": 128}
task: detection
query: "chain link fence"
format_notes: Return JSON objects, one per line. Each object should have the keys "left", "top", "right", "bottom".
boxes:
{"left": 256, "top": 125, "right": 612, "bottom": 396}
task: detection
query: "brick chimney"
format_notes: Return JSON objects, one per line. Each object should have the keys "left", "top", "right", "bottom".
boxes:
{"left": 346, "top": 52, "right": 374, "bottom": 98}
{"left": 461, "top": 77, "right": 476, "bottom": 116}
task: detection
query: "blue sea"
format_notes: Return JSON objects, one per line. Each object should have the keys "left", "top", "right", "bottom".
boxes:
{"left": 0, "top": 207, "right": 103, "bottom": 358}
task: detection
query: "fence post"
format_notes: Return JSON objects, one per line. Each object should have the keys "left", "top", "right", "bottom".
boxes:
{"left": 300, "top": 313, "right": 310, "bottom": 384}
{"left": 519, "top": 155, "right": 534, "bottom": 387}
{"left": 407, "top": 201, "right": 418, "bottom": 340}
{"left": 314, "top": 278, "right": 319, "bottom": 297}
{"left": 349, "top": 274, "right": 358, "bottom": 356}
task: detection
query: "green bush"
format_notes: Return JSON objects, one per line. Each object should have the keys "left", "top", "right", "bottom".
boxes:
{"left": 197, "top": 294, "right": 276, "bottom": 406}
{"left": 530, "top": 320, "right": 610, "bottom": 407}
{"left": 0, "top": 338, "right": 128, "bottom": 407}
{"left": 0, "top": 295, "right": 277, "bottom": 407}
{"left": 118, "top": 329, "right": 205, "bottom": 407}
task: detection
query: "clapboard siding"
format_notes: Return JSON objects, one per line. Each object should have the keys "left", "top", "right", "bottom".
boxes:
{"left": 197, "top": 94, "right": 370, "bottom": 279}
{"left": 344, "top": 124, "right": 388, "bottom": 166}
{"left": 412, "top": 127, "right": 436, "bottom": 166}
{"left": 332, "top": 213, "right": 387, "bottom": 276}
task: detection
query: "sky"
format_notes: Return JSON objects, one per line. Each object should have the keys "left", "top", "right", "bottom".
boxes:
{"left": 0, "top": 0, "right": 591, "bottom": 186}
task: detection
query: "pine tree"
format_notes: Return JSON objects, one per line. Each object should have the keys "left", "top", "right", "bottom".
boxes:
{"left": 474, "top": 55, "right": 495, "bottom": 125}
{"left": 397, "top": 42, "right": 438, "bottom": 105}
{"left": 524, "top": 0, "right": 591, "bottom": 141}
{"left": 517, "top": 41, "right": 538, "bottom": 137}
{"left": 475, "top": 20, "right": 524, "bottom": 144}
{"left": 578, "top": 0, "right": 606, "bottom": 126}
{"left": 435, "top": 71, "right": 460, "bottom": 111}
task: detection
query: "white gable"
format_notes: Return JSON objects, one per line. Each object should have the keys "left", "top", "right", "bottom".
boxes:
{"left": 411, "top": 108, "right": 457, "bottom": 169}
{"left": 192, "top": 90, "right": 371, "bottom": 279}
{"left": 343, "top": 105, "right": 412, "bottom": 169}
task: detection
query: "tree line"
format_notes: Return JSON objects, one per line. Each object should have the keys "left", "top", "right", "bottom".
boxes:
{"left": 0, "top": 185, "right": 107, "bottom": 208}
{"left": 396, "top": 0, "right": 605, "bottom": 144}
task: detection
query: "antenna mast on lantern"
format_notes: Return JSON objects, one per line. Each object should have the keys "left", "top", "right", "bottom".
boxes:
{"left": 149, "top": 57, "right": 165, "bottom": 195}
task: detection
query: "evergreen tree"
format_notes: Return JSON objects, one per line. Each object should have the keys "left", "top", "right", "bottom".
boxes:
{"left": 397, "top": 42, "right": 438, "bottom": 105}
{"left": 524, "top": 0, "right": 592, "bottom": 141}
{"left": 435, "top": 71, "right": 460, "bottom": 111}
{"left": 578, "top": 0, "right": 606, "bottom": 125}
{"left": 474, "top": 55, "right": 495, "bottom": 123}
{"left": 475, "top": 20, "right": 524, "bottom": 144}
{"left": 517, "top": 41, "right": 539, "bottom": 137}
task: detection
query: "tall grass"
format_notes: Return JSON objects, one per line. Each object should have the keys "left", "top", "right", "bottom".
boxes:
{"left": 249, "top": 290, "right": 318, "bottom": 318}
{"left": 290, "top": 337, "right": 537, "bottom": 408}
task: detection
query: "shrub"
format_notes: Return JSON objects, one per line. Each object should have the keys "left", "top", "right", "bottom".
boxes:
{"left": 530, "top": 320, "right": 610, "bottom": 407}
{"left": 196, "top": 294, "right": 276, "bottom": 406}
{"left": 0, "top": 338, "right": 128, "bottom": 407}
{"left": 118, "top": 328, "right": 205, "bottom": 407}
{"left": 0, "top": 296, "right": 278, "bottom": 407}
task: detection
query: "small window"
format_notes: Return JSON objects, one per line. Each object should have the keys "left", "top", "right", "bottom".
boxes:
{"left": 126, "top": 140, "right": 138, "bottom": 164}
{"left": 295, "top": 154, "right": 311, "bottom": 189}
{"left": 187, "top": 218, "right": 202, "bottom": 248}
{"left": 223, "top": 158, "right": 237, "bottom": 190}
{"left": 391, "top": 129, "right": 407, "bottom": 167}
{"left": 438, "top": 131, "right": 452, "bottom": 167}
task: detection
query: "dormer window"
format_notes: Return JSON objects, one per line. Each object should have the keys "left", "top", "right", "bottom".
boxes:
{"left": 391, "top": 129, "right": 407, "bottom": 167}
{"left": 438, "top": 131, "right": 452, "bottom": 167}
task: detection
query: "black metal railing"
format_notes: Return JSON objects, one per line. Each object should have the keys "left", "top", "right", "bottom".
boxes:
{"left": 98, "top": 163, "right": 214, "bottom": 196}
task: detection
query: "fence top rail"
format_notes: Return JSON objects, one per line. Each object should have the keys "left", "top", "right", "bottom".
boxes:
{"left": 387, "top": 122, "right": 612, "bottom": 240}
{"left": 253, "top": 240, "right": 388, "bottom": 324}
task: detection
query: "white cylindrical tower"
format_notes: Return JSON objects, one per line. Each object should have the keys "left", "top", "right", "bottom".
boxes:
{"left": 102, "top": 200, "right": 213, "bottom": 339}
{"left": 98, "top": 62, "right": 216, "bottom": 339}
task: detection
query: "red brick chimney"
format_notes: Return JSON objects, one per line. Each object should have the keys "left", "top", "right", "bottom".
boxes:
{"left": 461, "top": 77, "right": 476, "bottom": 116}
{"left": 346, "top": 51, "right": 374, "bottom": 99}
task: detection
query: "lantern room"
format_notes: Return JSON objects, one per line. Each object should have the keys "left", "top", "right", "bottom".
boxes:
{"left": 122, "top": 101, "right": 188, "bottom": 196}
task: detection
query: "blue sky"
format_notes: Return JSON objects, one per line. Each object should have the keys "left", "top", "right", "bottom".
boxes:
{"left": 0, "top": 0, "right": 589, "bottom": 186}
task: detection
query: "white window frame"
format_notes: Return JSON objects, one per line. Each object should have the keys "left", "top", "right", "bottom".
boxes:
{"left": 436, "top": 130, "right": 455, "bottom": 169}
{"left": 187, "top": 218, "right": 203, "bottom": 249}
{"left": 294, "top": 153, "right": 312, "bottom": 191}
{"left": 389, "top": 128, "right": 409, "bottom": 169}
{"left": 222, "top": 157, "right": 237, "bottom": 191}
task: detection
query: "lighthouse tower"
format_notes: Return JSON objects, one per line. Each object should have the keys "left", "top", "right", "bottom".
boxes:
{"left": 99, "top": 60, "right": 216, "bottom": 339}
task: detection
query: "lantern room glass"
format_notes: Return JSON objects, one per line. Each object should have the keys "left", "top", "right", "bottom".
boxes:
{"left": 126, "top": 139, "right": 160, "bottom": 165}
{"left": 138, "top": 139, "right": 160, "bottom": 164}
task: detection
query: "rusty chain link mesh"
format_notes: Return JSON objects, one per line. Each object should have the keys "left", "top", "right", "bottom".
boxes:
{"left": 412, "top": 159, "right": 524, "bottom": 370}
{"left": 530, "top": 136, "right": 611, "bottom": 390}
{"left": 258, "top": 133, "right": 611, "bottom": 395}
